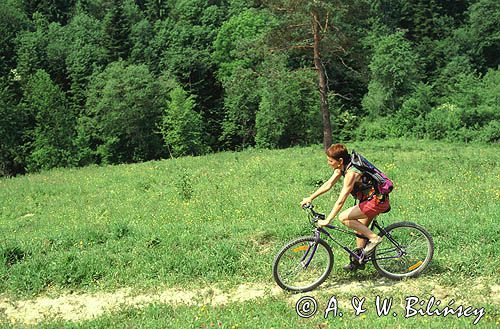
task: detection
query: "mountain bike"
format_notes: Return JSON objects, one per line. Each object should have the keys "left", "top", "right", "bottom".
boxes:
{"left": 272, "top": 204, "right": 434, "bottom": 292}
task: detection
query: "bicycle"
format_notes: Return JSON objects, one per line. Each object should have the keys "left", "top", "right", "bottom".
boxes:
{"left": 272, "top": 204, "right": 434, "bottom": 292}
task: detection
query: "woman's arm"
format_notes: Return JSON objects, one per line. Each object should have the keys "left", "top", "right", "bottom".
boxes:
{"left": 319, "top": 171, "right": 360, "bottom": 226}
{"left": 301, "top": 170, "right": 342, "bottom": 206}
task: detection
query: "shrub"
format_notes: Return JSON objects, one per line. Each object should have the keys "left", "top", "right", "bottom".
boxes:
{"left": 424, "top": 103, "right": 462, "bottom": 140}
{"left": 355, "top": 116, "right": 397, "bottom": 140}
{"left": 160, "top": 85, "right": 207, "bottom": 157}
{"left": 427, "top": 67, "right": 499, "bottom": 142}
{"left": 477, "top": 120, "right": 500, "bottom": 143}
{"left": 392, "top": 83, "right": 434, "bottom": 138}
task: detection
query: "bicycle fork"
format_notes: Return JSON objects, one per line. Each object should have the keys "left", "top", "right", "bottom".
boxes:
{"left": 299, "top": 231, "right": 321, "bottom": 269}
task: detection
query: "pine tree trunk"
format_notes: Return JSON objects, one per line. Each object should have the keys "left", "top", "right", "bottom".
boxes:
{"left": 312, "top": 11, "right": 332, "bottom": 151}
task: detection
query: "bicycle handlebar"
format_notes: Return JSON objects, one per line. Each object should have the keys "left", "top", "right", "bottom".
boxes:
{"left": 301, "top": 203, "right": 313, "bottom": 210}
{"left": 302, "top": 203, "right": 325, "bottom": 226}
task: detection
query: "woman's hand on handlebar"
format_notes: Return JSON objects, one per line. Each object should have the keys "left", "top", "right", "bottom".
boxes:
{"left": 317, "top": 212, "right": 334, "bottom": 227}
{"left": 300, "top": 197, "right": 313, "bottom": 208}
{"left": 317, "top": 218, "right": 331, "bottom": 227}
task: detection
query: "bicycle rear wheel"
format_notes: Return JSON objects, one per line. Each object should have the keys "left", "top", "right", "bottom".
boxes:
{"left": 372, "top": 221, "right": 434, "bottom": 280}
{"left": 273, "top": 236, "right": 333, "bottom": 292}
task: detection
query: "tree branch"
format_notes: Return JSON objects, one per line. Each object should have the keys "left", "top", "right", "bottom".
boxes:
{"left": 286, "top": 23, "right": 310, "bottom": 29}
{"left": 323, "top": 12, "right": 329, "bottom": 33}
{"left": 291, "top": 45, "right": 314, "bottom": 50}
{"left": 311, "top": 11, "right": 323, "bottom": 32}
{"left": 336, "top": 55, "right": 359, "bottom": 75}
{"left": 269, "top": 44, "right": 314, "bottom": 52}
{"left": 330, "top": 92, "right": 352, "bottom": 101}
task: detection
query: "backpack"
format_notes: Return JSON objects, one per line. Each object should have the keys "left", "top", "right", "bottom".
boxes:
{"left": 349, "top": 150, "right": 394, "bottom": 195}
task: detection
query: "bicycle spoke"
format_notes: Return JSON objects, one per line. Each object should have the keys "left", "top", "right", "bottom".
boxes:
{"left": 402, "top": 234, "right": 423, "bottom": 251}
{"left": 405, "top": 236, "right": 428, "bottom": 251}
{"left": 374, "top": 247, "right": 399, "bottom": 257}
{"left": 282, "top": 262, "right": 305, "bottom": 278}
{"left": 372, "top": 224, "right": 433, "bottom": 279}
{"left": 275, "top": 238, "right": 332, "bottom": 291}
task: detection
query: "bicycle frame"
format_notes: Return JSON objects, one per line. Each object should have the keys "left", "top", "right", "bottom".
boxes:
{"left": 301, "top": 208, "right": 405, "bottom": 269}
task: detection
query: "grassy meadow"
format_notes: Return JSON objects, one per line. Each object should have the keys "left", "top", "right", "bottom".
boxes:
{"left": 0, "top": 139, "right": 499, "bottom": 327}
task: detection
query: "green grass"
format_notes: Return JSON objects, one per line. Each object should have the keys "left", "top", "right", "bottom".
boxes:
{"left": 0, "top": 139, "right": 499, "bottom": 326}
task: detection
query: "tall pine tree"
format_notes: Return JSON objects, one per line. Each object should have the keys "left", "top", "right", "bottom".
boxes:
{"left": 263, "top": 0, "right": 366, "bottom": 149}
{"left": 103, "top": 0, "right": 131, "bottom": 62}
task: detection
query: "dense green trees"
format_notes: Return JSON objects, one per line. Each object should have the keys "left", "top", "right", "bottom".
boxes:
{"left": 263, "top": 0, "right": 359, "bottom": 150}
{"left": 457, "top": 0, "right": 500, "bottom": 71}
{"left": 103, "top": 0, "right": 132, "bottom": 62}
{"left": 20, "top": 0, "right": 77, "bottom": 25}
{"left": 362, "top": 30, "right": 421, "bottom": 116}
{"left": 22, "top": 70, "right": 75, "bottom": 171}
{"left": 214, "top": 8, "right": 274, "bottom": 148}
{"left": 0, "top": 0, "right": 498, "bottom": 176}
{"left": 0, "top": 79, "right": 24, "bottom": 176}
{"left": 0, "top": 2, "right": 28, "bottom": 78}
{"left": 77, "top": 61, "right": 167, "bottom": 164}
{"left": 255, "top": 57, "right": 322, "bottom": 148}
{"left": 65, "top": 13, "right": 108, "bottom": 110}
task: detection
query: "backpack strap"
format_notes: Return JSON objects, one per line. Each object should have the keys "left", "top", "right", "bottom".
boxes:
{"left": 341, "top": 156, "right": 353, "bottom": 177}
{"left": 341, "top": 163, "right": 350, "bottom": 177}
{"left": 349, "top": 150, "right": 365, "bottom": 172}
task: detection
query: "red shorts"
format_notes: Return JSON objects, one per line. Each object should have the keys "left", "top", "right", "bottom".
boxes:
{"left": 359, "top": 196, "right": 390, "bottom": 219}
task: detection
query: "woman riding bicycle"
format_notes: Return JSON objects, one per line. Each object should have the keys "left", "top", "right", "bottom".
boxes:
{"left": 300, "top": 143, "right": 390, "bottom": 271}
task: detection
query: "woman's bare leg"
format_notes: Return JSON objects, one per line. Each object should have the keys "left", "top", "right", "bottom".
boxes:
{"left": 356, "top": 217, "right": 374, "bottom": 248}
{"left": 338, "top": 205, "right": 379, "bottom": 245}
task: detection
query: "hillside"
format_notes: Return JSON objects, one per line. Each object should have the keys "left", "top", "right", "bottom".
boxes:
{"left": 0, "top": 139, "right": 498, "bottom": 327}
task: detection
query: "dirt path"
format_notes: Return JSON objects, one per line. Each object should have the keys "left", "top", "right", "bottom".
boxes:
{"left": 0, "top": 278, "right": 498, "bottom": 325}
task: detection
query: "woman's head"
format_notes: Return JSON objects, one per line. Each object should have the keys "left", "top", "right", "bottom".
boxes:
{"left": 326, "top": 144, "right": 350, "bottom": 170}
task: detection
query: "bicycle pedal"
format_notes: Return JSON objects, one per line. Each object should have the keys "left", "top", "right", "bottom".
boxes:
{"left": 357, "top": 250, "right": 366, "bottom": 264}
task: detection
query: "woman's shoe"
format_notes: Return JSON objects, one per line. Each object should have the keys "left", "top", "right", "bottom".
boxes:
{"left": 364, "top": 236, "right": 383, "bottom": 254}
{"left": 343, "top": 262, "right": 365, "bottom": 271}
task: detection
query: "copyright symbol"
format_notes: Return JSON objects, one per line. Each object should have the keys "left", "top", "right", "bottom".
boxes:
{"left": 295, "top": 296, "right": 317, "bottom": 318}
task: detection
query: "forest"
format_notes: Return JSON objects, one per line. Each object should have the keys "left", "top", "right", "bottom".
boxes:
{"left": 0, "top": 0, "right": 498, "bottom": 176}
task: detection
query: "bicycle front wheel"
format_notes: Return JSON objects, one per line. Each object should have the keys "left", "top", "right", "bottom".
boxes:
{"left": 273, "top": 236, "right": 333, "bottom": 292}
{"left": 372, "top": 221, "right": 434, "bottom": 280}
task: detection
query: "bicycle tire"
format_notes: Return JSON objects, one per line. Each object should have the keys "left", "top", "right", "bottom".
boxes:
{"left": 372, "top": 221, "right": 434, "bottom": 280}
{"left": 273, "top": 236, "right": 333, "bottom": 292}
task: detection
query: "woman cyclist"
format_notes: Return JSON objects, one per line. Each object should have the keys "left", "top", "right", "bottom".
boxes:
{"left": 300, "top": 144, "right": 390, "bottom": 271}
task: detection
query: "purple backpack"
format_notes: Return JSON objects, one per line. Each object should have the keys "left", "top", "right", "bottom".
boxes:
{"left": 350, "top": 151, "right": 394, "bottom": 195}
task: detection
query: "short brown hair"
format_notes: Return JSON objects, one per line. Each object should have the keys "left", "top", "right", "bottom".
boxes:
{"left": 326, "top": 144, "right": 350, "bottom": 163}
